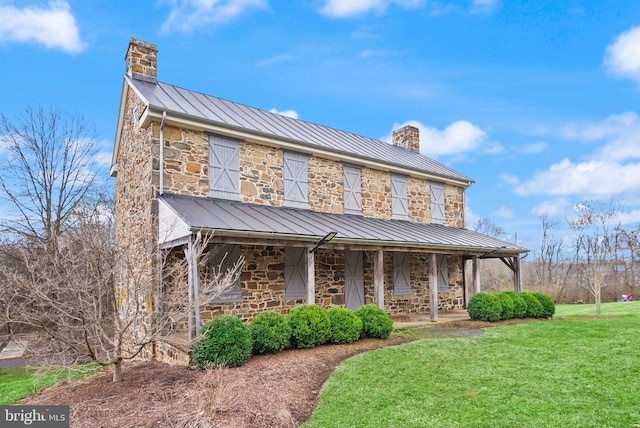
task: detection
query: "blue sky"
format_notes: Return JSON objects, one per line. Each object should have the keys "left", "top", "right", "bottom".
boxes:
{"left": 1, "top": 0, "right": 640, "bottom": 251}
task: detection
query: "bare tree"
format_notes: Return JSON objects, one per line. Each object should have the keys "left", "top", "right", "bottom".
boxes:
{"left": 533, "top": 214, "right": 574, "bottom": 300}
{"left": 0, "top": 202, "right": 242, "bottom": 382}
{"left": 568, "top": 202, "right": 620, "bottom": 315}
{"left": 0, "top": 106, "right": 100, "bottom": 242}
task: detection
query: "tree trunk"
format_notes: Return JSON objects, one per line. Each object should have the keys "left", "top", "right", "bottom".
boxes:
{"left": 113, "top": 358, "right": 123, "bottom": 382}
{"left": 595, "top": 290, "right": 601, "bottom": 316}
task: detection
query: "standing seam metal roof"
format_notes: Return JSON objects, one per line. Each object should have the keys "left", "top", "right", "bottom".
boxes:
{"left": 128, "top": 76, "right": 473, "bottom": 184}
{"left": 160, "top": 194, "right": 527, "bottom": 254}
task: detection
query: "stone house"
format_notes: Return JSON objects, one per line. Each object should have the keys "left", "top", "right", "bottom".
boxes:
{"left": 111, "top": 39, "right": 527, "bottom": 363}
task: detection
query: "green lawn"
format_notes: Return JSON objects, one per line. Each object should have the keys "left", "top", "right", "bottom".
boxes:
{"left": 0, "top": 364, "right": 100, "bottom": 405}
{"left": 304, "top": 302, "right": 640, "bottom": 428}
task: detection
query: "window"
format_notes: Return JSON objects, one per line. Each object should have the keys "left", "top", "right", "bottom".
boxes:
{"left": 343, "top": 164, "right": 362, "bottom": 215}
{"left": 285, "top": 247, "right": 307, "bottom": 300}
{"left": 209, "top": 244, "right": 243, "bottom": 303}
{"left": 430, "top": 182, "right": 445, "bottom": 225}
{"left": 393, "top": 252, "right": 411, "bottom": 295}
{"left": 391, "top": 173, "right": 408, "bottom": 220}
{"left": 436, "top": 254, "right": 449, "bottom": 293}
{"left": 209, "top": 134, "right": 240, "bottom": 200}
{"left": 284, "top": 151, "right": 308, "bottom": 208}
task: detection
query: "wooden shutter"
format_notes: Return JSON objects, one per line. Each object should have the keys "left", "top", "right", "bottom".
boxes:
{"left": 343, "top": 165, "right": 362, "bottom": 215}
{"left": 430, "top": 182, "right": 445, "bottom": 225}
{"left": 285, "top": 247, "right": 307, "bottom": 300}
{"left": 284, "top": 151, "right": 308, "bottom": 208}
{"left": 393, "top": 252, "right": 411, "bottom": 295}
{"left": 344, "top": 250, "right": 364, "bottom": 310}
{"left": 391, "top": 173, "right": 408, "bottom": 220}
{"left": 436, "top": 254, "right": 449, "bottom": 293}
{"left": 209, "top": 134, "right": 239, "bottom": 199}
{"left": 210, "top": 244, "right": 243, "bottom": 303}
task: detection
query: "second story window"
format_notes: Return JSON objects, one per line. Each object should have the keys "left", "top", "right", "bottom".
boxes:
{"left": 391, "top": 173, "right": 408, "bottom": 220}
{"left": 284, "top": 151, "right": 308, "bottom": 208}
{"left": 343, "top": 164, "right": 362, "bottom": 215}
{"left": 209, "top": 134, "right": 240, "bottom": 200}
{"left": 430, "top": 182, "right": 445, "bottom": 225}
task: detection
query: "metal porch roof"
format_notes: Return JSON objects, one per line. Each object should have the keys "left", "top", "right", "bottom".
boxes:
{"left": 128, "top": 76, "right": 473, "bottom": 184}
{"left": 159, "top": 193, "right": 527, "bottom": 255}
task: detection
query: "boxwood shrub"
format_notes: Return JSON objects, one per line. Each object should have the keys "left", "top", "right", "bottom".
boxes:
{"left": 287, "top": 304, "right": 331, "bottom": 349}
{"left": 327, "top": 307, "right": 362, "bottom": 344}
{"left": 467, "top": 292, "right": 502, "bottom": 322}
{"left": 532, "top": 292, "right": 556, "bottom": 318}
{"left": 496, "top": 292, "right": 515, "bottom": 320}
{"left": 354, "top": 304, "right": 393, "bottom": 339}
{"left": 503, "top": 291, "right": 528, "bottom": 318}
{"left": 521, "top": 292, "right": 544, "bottom": 318}
{"left": 250, "top": 311, "right": 291, "bottom": 354}
{"left": 192, "top": 315, "right": 253, "bottom": 369}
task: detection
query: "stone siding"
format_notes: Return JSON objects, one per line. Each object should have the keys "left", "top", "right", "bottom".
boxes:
{"left": 361, "top": 168, "right": 392, "bottom": 219}
{"left": 445, "top": 184, "right": 465, "bottom": 227}
{"left": 407, "top": 177, "right": 430, "bottom": 223}
{"left": 239, "top": 142, "right": 284, "bottom": 206}
{"left": 309, "top": 157, "right": 344, "bottom": 214}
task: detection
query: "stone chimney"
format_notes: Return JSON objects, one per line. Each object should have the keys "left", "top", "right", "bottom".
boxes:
{"left": 392, "top": 125, "right": 420, "bottom": 153}
{"left": 125, "top": 38, "right": 157, "bottom": 83}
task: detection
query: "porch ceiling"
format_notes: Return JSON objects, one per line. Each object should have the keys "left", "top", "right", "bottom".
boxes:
{"left": 158, "top": 193, "right": 528, "bottom": 256}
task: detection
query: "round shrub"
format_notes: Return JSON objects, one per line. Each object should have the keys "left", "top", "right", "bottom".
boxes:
{"left": 286, "top": 304, "right": 331, "bottom": 349}
{"left": 521, "top": 292, "right": 544, "bottom": 318}
{"left": 504, "top": 291, "right": 527, "bottom": 318}
{"left": 532, "top": 292, "right": 556, "bottom": 318}
{"left": 250, "top": 311, "right": 291, "bottom": 354}
{"left": 327, "top": 307, "right": 363, "bottom": 344}
{"left": 192, "top": 316, "right": 253, "bottom": 369}
{"left": 467, "top": 292, "right": 502, "bottom": 322}
{"left": 496, "top": 292, "right": 515, "bottom": 320}
{"left": 354, "top": 304, "right": 393, "bottom": 339}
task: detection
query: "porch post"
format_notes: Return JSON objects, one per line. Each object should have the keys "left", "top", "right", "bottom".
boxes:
{"left": 192, "top": 238, "right": 201, "bottom": 336}
{"left": 374, "top": 250, "right": 384, "bottom": 309}
{"left": 429, "top": 253, "right": 438, "bottom": 322}
{"left": 514, "top": 256, "right": 523, "bottom": 293}
{"left": 472, "top": 255, "right": 481, "bottom": 294}
{"left": 185, "top": 242, "right": 194, "bottom": 345}
{"left": 306, "top": 247, "right": 315, "bottom": 304}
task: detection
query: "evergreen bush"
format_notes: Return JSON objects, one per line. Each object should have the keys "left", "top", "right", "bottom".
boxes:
{"left": 521, "top": 292, "right": 544, "bottom": 318}
{"left": 286, "top": 304, "right": 331, "bottom": 349}
{"left": 504, "top": 291, "right": 528, "bottom": 318}
{"left": 250, "top": 311, "right": 291, "bottom": 354}
{"left": 532, "top": 292, "right": 556, "bottom": 318}
{"left": 192, "top": 315, "right": 253, "bottom": 369}
{"left": 327, "top": 307, "right": 362, "bottom": 344}
{"left": 496, "top": 292, "right": 515, "bottom": 320}
{"left": 467, "top": 292, "right": 502, "bottom": 322}
{"left": 354, "top": 304, "right": 393, "bottom": 339}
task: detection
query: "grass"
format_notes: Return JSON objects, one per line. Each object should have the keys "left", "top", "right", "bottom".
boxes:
{"left": 303, "top": 301, "right": 640, "bottom": 428}
{"left": 0, "top": 364, "right": 100, "bottom": 405}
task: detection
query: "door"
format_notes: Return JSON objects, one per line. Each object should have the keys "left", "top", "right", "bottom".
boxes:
{"left": 345, "top": 250, "right": 364, "bottom": 310}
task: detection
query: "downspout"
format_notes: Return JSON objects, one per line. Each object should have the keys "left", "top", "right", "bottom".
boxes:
{"left": 159, "top": 111, "right": 166, "bottom": 195}
{"left": 193, "top": 230, "right": 202, "bottom": 335}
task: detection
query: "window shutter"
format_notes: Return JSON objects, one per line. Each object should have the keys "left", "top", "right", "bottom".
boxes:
{"left": 436, "top": 254, "right": 449, "bottom": 293}
{"left": 430, "top": 182, "right": 445, "bottom": 225}
{"left": 209, "top": 134, "right": 240, "bottom": 199}
{"left": 344, "top": 250, "right": 365, "bottom": 310}
{"left": 391, "top": 173, "right": 408, "bottom": 220}
{"left": 284, "top": 151, "right": 308, "bottom": 208}
{"left": 393, "top": 252, "right": 411, "bottom": 295}
{"left": 343, "top": 165, "right": 362, "bottom": 215}
{"left": 285, "top": 247, "right": 307, "bottom": 300}
{"left": 210, "top": 244, "right": 243, "bottom": 303}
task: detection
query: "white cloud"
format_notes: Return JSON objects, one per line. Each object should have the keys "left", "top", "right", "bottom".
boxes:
{"left": 0, "top": 1, "right": 85, "bottom": 53}
{"left": 531, "top": 198, "right": 572, "bottom": 217}
{"left": 388, "top": 119, "right": 494, "bottom": 157}
{"left": 604, "top": 25, "right": 640, "bottom": 86}
{"left": 318, "top": 0, "right": 423, "bottom": 18}
{"left": 499, "top": 173, "right": 519, "bottom": 186}
{"left": 514, "top": 158, "right": 640, "bottom": 198}
{"left": 494, "top": 206, "right": 513, "bottom": 218}
{"left": 161, "top": 0, "right": 268, "bottom": 33}
{"left": 471, "top": 0, "right": 498, "bottom": 14}
{"left": 269, "top": 108, "right": 298, "bottom": 119}
{"left": 521, "top": 142, "right": 547, "bottom": 154}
